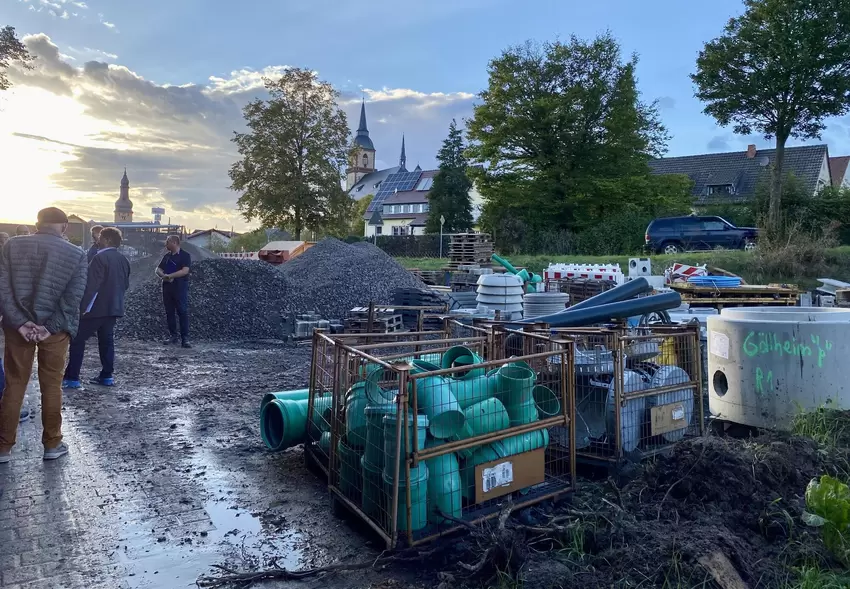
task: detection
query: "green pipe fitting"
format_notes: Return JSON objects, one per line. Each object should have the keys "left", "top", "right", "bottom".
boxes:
{"left": 364, "top": 403, "right": 396, "bottom": 469}
{"left": 442, "top": 346, "right": 485, "bottom": 380}
{"left": 449, "top": 373, "right": 498, "bottom": 410}
{"left": 453, "top": 398, "right": 510, "bottom": 460}
{"left": 382, "top": 413, "right": 429, "bottom": 482}
{"left": 507, "top": 399, "right": 539, "bottom": 426}
{"left": 260, "top": 398, "right": 309, "bottom": 452}
{"left": 318, "top": 431, "right": 332, "bottom": 455}
{"left": 491, "top": 253, "right": 519, "bottom": 275}
{"left": 494, "top": 364, "right": 536, "bottom": 407}
{"left": 533, "top": 385, "right": 561, "bottom": 417}
{"left": 338, "top": 439, "right": 363, "bottom": 501}
{"left": 346, "top": 381, "right": 387, "bottom": 449}
{"left": 424, "top": 439, "right": 461, "bottom": 525}
{"left": 516, "top": 268, "right": 531, "bottom": 282}
{"left": 260, "top": 389, "right": 310, "bottom": 414}
{"left": 410, "top": 359, "right": 441, "bottom": 375}
{"left": 409, "top": 375, "right": 465, "bottom": 439}
{"left": 501, "top": 428, "right": 549, "bottom": 456}
{"left": 383, "top": 463, "right": 429, "bottom": 532}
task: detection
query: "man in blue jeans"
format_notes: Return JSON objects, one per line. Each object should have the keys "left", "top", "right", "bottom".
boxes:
{"left": 63, "top": 227, "right": 131, "bottom": 389}
{"left": 156, "top": 235, "right": 192, "bottom": 348}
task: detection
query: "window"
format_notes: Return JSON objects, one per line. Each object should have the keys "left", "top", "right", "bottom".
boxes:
{"left": 707, "top": 184, "right": 734, "bottom": 195}
{"left": 392, "top": 226, "right": 400, "bottom": 236}
{"left": 702, "top": 221, "right": 726, "bottom": 231}
{"left": 404, "top": 204, "right": 412, "bottom": 214}
{"left": 416, "top": 177, "right": 434, "bottom": 191}
{"left": 362, "top": 153, "right": 369, "bottom": 167}
{"left": 423, "top": 203, "right": 430, "bottom": 212}
{"left": 375, "top": 226, "right": 382, "bottom": 235}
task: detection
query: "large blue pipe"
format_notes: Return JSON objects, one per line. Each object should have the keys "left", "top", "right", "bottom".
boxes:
{"left": 568, "top": 277, "right": 653, "bottom": 311}
{"left": 517, "top": 291, "right": 682, "bottom": 328}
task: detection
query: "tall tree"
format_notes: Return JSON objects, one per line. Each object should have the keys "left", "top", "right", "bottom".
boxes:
{"left": 0, "top": 26, "right": 32, "bottom": 91}
{"left": 466, "top": 34, "right": 680, "bottom": 247}
{"left": 426, "top": 120, "right": 474, "bottom": 233}
{"left": 229, "top": 69, "right": 351, "bottom": 239}
{"left": 692, "top": 0, "right": 850, "bottom": 233}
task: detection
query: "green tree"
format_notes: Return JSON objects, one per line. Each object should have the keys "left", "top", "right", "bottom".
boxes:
{"left": 426, "top": 120, "right": 473, "bottom": 233}
{"left": 227, "top": 228, "right": 271, "bottom": 252}
{"left": 229, "top": 69, "right": 350, "bottom": 239}
{"left": 351, "top": 194, "right": 373, "bottom": 236}
{"left": 692, "top": 0, "right": 850, "bottom": 234}
{"left": 0, "top": 26, "right": 32, "bottom": 92}
{"left": 467, "top": 34, "right": 681, "bottom": 250}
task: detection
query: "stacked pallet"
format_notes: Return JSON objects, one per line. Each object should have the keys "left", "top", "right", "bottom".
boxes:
{"left": 670, "top": 283, "right": 799, "bottom": 309}
{"left": 392, "top": 288, "right": 448, "bottom": 330}
{"left": 344, "top": 308, "right": 404, "bottom": 334}
{"left": 445, "top": 234, "right": 494, "bottom": 270}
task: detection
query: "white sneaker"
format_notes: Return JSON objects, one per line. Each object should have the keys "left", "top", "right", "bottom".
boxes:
{"left": 44, "top": 443, "right": 69, "bottom": 461}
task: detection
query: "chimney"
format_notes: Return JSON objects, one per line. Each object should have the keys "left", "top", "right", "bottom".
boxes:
{"left": 746, "top": 144, "right": 757, "bottom": 159}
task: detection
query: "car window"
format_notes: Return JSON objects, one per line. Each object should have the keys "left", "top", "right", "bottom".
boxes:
{"left": 702, "top": 221, "right": 726, "bottom": 231}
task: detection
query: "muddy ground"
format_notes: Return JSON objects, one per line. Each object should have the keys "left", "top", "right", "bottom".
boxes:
{"left": 2, "top": 339, "right": 848, "bottom": 589}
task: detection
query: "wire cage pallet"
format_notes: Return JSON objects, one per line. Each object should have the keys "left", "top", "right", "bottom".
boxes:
{"left": 305, "top": 325, "right": 576, "bottom": 548}
{"left": 538, "top": 324, "right": 704, "bottom": 466}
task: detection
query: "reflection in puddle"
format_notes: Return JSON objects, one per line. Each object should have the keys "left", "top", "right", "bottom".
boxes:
{"left": 118, "top": 446, "right": 303, "bottom": 588}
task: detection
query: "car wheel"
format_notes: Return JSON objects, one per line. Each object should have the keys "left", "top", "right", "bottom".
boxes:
{"left": 662, "top": 243, "right": 682, "bottom": 255}
{"left": 743, "top": 240, "right": 757, "bottom": 252}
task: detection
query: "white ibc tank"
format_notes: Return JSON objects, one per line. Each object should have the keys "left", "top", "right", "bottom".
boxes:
{"left": 707, "top": 307, "right": 850, "bottom": 429}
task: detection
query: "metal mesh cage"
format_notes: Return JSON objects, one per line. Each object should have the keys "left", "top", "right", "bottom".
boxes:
{"left": 305, "top": 327, "right": 576, "bottom": 548}
{"left": 544, "top": 324, "right": 704, "bottom": 465}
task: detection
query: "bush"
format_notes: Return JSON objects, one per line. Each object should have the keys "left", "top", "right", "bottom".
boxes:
{"left": 748, "top": 222, "right": 838, "bottom": 283}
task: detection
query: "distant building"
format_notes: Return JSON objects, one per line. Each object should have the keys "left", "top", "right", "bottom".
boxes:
{"left": 648, "top": 144, "right": 833, "bottom": 205}
{"left": 114, "top": 169, "right": 134, "bottom": 222}
{"left": 185, "top": 229, "right": 239, "bottom": 249}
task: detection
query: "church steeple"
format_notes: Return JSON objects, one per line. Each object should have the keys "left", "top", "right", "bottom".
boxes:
{"left": 353, "top": 99, "right": 374, "bottom": 151}
{"left": 399, "top": 135, "right": 407, "bottom": 172}
{"left": 347, "top": 99, "right": 377, "bottom": 190}
{"left": 114, "top": 169, "right": 134, "bottom": 223}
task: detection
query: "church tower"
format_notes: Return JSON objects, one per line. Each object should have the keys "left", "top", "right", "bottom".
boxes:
{"left": 114, "top": 169, "right": 134, "bottom": 223}
{"left": 346, "top": 100, "right": 377, "bottom": 190}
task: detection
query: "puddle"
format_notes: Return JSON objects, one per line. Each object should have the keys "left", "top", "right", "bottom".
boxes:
{"left": 117, "top": 445, "right": 304, "bottom": 588}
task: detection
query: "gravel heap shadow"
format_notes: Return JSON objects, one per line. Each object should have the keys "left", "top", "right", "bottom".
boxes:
{"left": 117, "top": 238, "right": 426, "bottom": 341}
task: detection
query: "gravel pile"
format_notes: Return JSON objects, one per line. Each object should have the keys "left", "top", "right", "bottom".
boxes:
{"left": 278, "top": 238, "right": 426, "bottom": 320}
{"left": 118, "top": 259, "right": 290, "bottom": 341}
{"left": 117, "top": 238, "right": 426, "bottom": 342}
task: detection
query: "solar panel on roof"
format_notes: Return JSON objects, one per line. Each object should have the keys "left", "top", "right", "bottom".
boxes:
{"left": 366, "top": 171, "right": 423, "bottom": 212}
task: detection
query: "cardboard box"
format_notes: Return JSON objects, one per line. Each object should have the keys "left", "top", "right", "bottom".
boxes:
{"left": 650, "top": 402, "right": 687, "bottom": 436}
{"left": 474, "top": 448, "right": 545, "bottom": 504}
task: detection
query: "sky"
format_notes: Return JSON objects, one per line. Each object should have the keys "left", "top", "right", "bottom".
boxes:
{"left": 1, "top": 0, "right": 849, "bottom": 231}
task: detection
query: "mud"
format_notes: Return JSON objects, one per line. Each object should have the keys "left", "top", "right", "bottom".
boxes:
{"left": 3, "top": 338, "right": 845, "bottom": 589}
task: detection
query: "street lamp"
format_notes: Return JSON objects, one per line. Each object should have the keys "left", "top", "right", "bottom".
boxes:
{"left": 439, "top": 215, "right": 445, "bottom": 258}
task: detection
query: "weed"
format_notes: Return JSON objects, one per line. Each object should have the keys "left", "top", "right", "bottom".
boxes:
{"left": 783, "top": 565, "right": 850, "bottom": 588}
{"left": 791, "top": 405, "right": 850, "bottom": 448}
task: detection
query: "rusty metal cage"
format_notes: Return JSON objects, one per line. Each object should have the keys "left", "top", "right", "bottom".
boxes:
{"left": 542, "top": 324, "right": 704, "bottom": 465}
{"left": 305, "top": 327, "right": 576, "bottom": 548}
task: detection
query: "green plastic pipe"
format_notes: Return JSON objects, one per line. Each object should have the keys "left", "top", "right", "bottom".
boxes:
{"left": 338, "top": 439, "right": 364, "bottom": 501}
{"left": 494, "top": 364, "right": 536, "bottom": 407}
{"left": 260, "top": 389, "right": 310, "bottom": 414}
{"left": 424, "top": 439, "right": 461, "bottom": 525}
{"left": 411, "top": 375, "right": 465, "bottom": 439}
{"left": 346, "top": 381, "right": 386, "bottom": 449}
{"left": 442, "top": 346, "right": 485, "bottom": 380}
{"left": 533, "top": 385, "right": 561, "bottom": 417}
{"left": 260, "top": 398, "right": 309, "bottom": 451}
{"left": 453, "top": 397, "right": 510, "bottom": 459}
{"left": 383, "top": 463, "right": 429, "bottom": 532}
{"left": 449, "top": 373, "right": 498, "bottom": 410}
{"left": 491, "top": 253, "right": 520, "bottom": 275}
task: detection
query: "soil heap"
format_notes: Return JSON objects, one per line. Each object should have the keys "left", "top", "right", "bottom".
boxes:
{"left": 117, "top": 238, "right": 426, "bottom": 341}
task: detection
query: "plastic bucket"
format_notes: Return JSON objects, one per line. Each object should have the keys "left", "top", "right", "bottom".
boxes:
{"left": 410, "top": 375, "right": 465, "bottom": 440}
{"left": 442, "top": 346, "right": 485, "bottom": 380}
{"left": 383, "top": 463, "right": 429, "bottom": 532}
{"left": 364, "top": 403, "right": 396, "bottom": 468}
{"left": 461, "top": 441, "right": 508, "bottom": 501}
{"left": 361, "top": 456, "right": 385, "bottom": 521}
{"left": 424, "top": 440, "right": 461, "bottom": 525}
{"left": 507, "top": 399, "right": 539, "bottom": 426}
{"left": 383, "top": 413, "right": 429, "bottom": 481}
{"left": 533, "top": 385, "right": 561, "bottom": 417}
{"left": 338, "top": 439, "right": 363, "bottom": 501}
{"left": 260, "top": 398, "right": 308, "bottom": 451}
{"left": 260, "top": 389, "right": 310, "bottom": 414}
{"left": 495, "top": 365, "right": 536, "bottom": 407}
{"left": 454, "top": 398, "right": 510, "bottom": 460}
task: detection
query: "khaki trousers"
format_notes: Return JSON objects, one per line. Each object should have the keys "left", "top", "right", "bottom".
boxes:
{"left": 0, "top": 326, "right": 69, "bottom": 452}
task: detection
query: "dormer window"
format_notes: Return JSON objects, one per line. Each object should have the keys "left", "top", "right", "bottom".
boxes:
{"left": 707, "top": 184, "right": 735, "bottom": 195}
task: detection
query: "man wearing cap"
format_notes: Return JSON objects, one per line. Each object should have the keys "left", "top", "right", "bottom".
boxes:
{"left": 63, "top": 227, "right": 130, "bottom": 389}
{"left": 156, "top": 235, "right": 192, "bottom": 348}
{"left": 87, "top": 225, "right": 103, "bottom": 263}
{"left": 0, "top": 207, "right": 88, "bottom": 464}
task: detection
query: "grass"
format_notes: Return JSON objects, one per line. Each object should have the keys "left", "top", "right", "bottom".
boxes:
{"left": 395, "top": 246, "right": 850, "bottom": 288}
{"left": 790, "top": 406, "right": 850, "bottom": 448}
{"left": 784, "top": 565, "right": 850, "bottom": 588}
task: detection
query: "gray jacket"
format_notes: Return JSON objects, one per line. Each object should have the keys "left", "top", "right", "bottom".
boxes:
{"left": 0, "top": 231, "right": 88, "bottom": 337}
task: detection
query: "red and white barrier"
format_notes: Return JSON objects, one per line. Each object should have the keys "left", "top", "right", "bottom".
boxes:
{"left": 545, "top": 263, "right": 625, "bottom": 285}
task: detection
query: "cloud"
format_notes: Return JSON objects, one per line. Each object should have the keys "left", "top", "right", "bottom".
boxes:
{"left": 707, "top": 135, "right": 731, "bottom": 151}
{"left": 3, "top": 33, "right": 474, "bottom": 229}
{"left": 656, "top": 96, "right": 676, "bottom": 111}
{"left": 98, "top": 13, "right": 117, "bottom": 30}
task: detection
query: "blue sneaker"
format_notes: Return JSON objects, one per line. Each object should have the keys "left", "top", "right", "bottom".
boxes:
{"left": 19, "top": 408, "right": 31, "bottom": 422}
{"left": 62, "top": 380, "right": 83, "bottom": 390}
{"left": 89, "top": 377, "right": 115, "bottom": 387}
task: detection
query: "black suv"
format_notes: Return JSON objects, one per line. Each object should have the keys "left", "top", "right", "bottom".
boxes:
{"left": 645, "top": 216, "right": 758, "bottom": 254}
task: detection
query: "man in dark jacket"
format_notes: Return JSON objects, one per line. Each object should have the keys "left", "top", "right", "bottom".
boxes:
{"left": 156, "top": 235, "right": 192, "bottom": 348}
{"left": 0, "top": 207, "right": 87, "bottom": 464}
{"left": 87, "top": 225, "right": 103, "bottom": 264}
{"left": 62, "top": 227, "right": 131, "bottom": 389}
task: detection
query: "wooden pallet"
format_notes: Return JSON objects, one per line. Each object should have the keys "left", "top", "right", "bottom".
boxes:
{"left": 343, "top": 314, "right": 404, "bottom": 334}
{"left": 670, "top": 283, "right": 799, "bottom": 309}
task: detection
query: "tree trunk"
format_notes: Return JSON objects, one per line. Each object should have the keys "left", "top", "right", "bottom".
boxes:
{"left": 769, "top": 136, "right": 787, "bottom": 234}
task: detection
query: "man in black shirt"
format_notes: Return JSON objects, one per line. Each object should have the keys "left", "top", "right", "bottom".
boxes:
{"left": 156, "top": 235, "right": 192, "bottom": 348}
{"left": 87, "top": 225, "right": 103, "bottom": 264}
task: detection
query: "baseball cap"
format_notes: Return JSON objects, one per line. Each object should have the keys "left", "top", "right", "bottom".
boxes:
{"left": 37, "top": 207, "right": 69, "bottom": 224}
